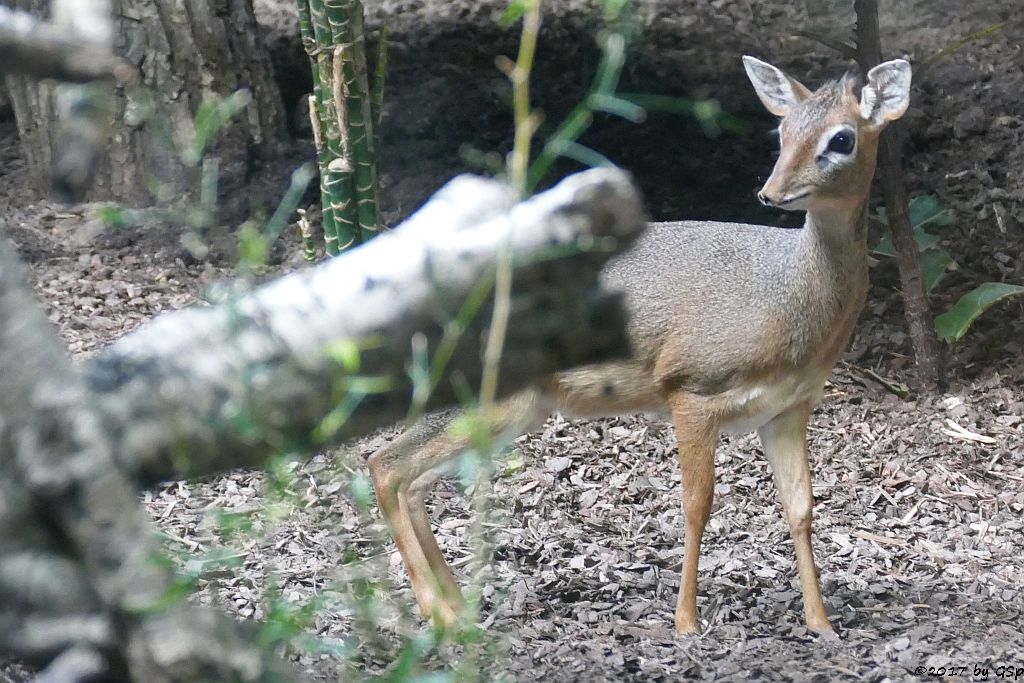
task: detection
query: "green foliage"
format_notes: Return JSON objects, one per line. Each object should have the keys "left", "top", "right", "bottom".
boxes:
{"left": 934, "top": 282, "right": 1024, "bottom": 343}
{"left": 919, "top": 249, "right": 954, "bottom": 296}
{"left": 617, "top": 93, "right": 747, "bottom": 136}
{"left": 873, "top": 194, "right": 954, "bottom": 294}
{"left": 498, "top": 0, "right": 723, "bottom": 193}
{"left": 524, "top": 0, "right": 639, "bottom": 191}
{"left": 874, "top": 194, "right": 1024, "bottom": 341}
{"left": 873, "top": 194, "right": 952, "bottom": 258}
{"left": 97, "top": 90, "right": 250, "bottom": 235}
{"left": 184, "top": 90, "right": 254, "bottom": 166}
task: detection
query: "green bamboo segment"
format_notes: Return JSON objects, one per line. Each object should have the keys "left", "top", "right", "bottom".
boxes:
{"left": 306, "top": 94, "right": 340, "bottom": 255}
{"left": 350, "top": 5, "right": 380, "bottom": 242}
{"left": 296, "top": 208, "right": 317, "bottom": 261}
{"left": 297, "top": 0, "right": 340, "bottom": 256}
{"left": 296, "top": 0, "right": 316, "bottom": 59}
{"left": 324, "top": 0, "right": 378, "bottom": 243}
{"left": 311, "top": 0, "right": 360, "bottom": 251}
{"left": 329, "top": 47, "right": 358, "bottom": 249}
{"left": 298, "top": 0, "right": 382, "bottom": 253}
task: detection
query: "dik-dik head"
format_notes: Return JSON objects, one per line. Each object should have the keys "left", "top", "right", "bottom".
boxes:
{"left": 742, "top": 56, "right": 911, "bottom": 212}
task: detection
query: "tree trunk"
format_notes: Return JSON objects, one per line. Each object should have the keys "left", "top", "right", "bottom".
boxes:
{"left": 854, "top": 0, "right": 943, "bottom": 387}
{"left": 4, "top": 0, "right": 285, "bottom": 205}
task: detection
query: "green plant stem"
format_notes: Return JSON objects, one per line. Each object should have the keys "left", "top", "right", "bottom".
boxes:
{"left": 328, "top": 46, "right": 358, "bottom": 247}
{"left": 526, "top": 29, "right": 627, "bottom": 190}
{"left": 296, "top": 209, "right": 317, "bottom": 261}
{"left": 506, "top": 0, "right": 541, "bottom": 198}
{"left": 481, "top": 0, "right": 541, "bottom": 410}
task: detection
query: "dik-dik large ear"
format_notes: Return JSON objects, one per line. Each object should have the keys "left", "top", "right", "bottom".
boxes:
{"left": 742, "top": 56, "right": 811, "bottom": 117}
{"left": 859, "top": 59, "right": 912, "bottom": 128}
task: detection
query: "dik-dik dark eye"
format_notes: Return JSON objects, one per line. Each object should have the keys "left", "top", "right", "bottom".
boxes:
{"left": 826, "top": 130, "right": 855, "bottom": 155}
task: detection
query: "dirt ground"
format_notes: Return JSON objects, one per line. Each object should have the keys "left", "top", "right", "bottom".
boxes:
{"left": 2, "top": 0, "right": 1023, "bottom": 681}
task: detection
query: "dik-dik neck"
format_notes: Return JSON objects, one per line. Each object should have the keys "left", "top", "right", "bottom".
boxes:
{"left": 785, "top": 200, "right": 871, "bottom": 324}
{"left": 799, "top": 201, "right": 869, "bottom": 279}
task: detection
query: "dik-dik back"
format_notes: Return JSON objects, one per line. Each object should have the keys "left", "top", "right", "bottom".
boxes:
{"left": 369, "top": 56, "right": 912, "bottom": 635}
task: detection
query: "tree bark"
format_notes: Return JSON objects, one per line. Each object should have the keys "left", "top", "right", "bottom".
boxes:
{"left": 4, "top": 0, "right": 285, "bottom": 204}
{"left": 855, "top": 0, "right": 943, "bottom": 387}
{"left": 0, "top": 168, "right": 646, "bottom": 681}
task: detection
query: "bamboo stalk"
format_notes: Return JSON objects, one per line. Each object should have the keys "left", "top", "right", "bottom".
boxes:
{"left": 296, "top": 0, "right": 341, "bottom": 255}
{"left": 324, "top": 0, "right": 378, "bottom": 242}
{"left": 309, "top": 0, "right": 358, "bottom": 252}
{"left": 296, "top": 208, "right": 317, "bottom": 261}
{"left": 306, "top": 94, "right": 340, "bottom": 255}
{"left": 330, "top": 46, "right": 358, "bottom": 248}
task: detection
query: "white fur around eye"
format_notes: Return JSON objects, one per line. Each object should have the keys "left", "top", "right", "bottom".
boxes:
{"left": 817, "top": 125, "right": 857, "bottom": 165}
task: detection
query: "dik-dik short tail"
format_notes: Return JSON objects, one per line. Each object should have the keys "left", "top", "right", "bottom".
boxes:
{"left": 369, "top": 56, "right": 912, "bottom": 635}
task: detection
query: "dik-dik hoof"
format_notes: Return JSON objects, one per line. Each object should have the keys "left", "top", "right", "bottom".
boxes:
{"left": 807, "top": 617, "right": 836, "bottom": 637}
{"left": 674, "top": 616, "right": 701, "bottom": 636}
{"left": 423, "top": 596, "right": 466, "bottom": 633}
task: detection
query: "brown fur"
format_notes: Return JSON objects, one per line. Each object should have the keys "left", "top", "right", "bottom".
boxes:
{"left": 368, "top": 58, "right": 911, "bottom": 635}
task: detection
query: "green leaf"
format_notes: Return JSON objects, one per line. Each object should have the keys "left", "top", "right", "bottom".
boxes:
{"left": 934, "top": 282, "right": 1024, "bottom": 342}
{"left": 547, "top": 139, "right": 616, "bottom": 170}
{"left": 908, "top": 194, "right": 955, "bottom": 228}
{"left": 921, "top": 249, "right": 953, "bottom": 294}
{"left": 237, "top": 221, "right": 268, "bottom": 268}
{"left": 589, "top": 93, "right": 646, "bottom": 122}
{"left": 186, "top": 89, "right": 253, "bottom": 165}
{"left": 95, "top": 205, "right": 129, "bottom": 228}
{"left": 497, "top": 0, "right": 527, "bottom": 27}
{"left": 326, "top": 338, "right": 362, "bottom": 373}
{"left": 872, "top": 225, "right": 940, "bottom": 257}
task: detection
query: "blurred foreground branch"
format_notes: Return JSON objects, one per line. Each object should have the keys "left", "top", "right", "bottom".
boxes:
{"left": 0, "top": 4, "right": 129, "bottom": 83}
{"left": 0, "top": 168, "right": 645, "bottom": 682}
{"left": 0, "top": 0, "right": 136, "bottom": 202}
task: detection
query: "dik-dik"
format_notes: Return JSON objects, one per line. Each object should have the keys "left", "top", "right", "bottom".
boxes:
{"left": 369, "top": 56, "right": 912, "bottom": 634}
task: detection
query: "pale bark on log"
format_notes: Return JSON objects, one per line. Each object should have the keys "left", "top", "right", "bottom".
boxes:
{"left": 0, "top": 168, "right": 646, "bottom": 682}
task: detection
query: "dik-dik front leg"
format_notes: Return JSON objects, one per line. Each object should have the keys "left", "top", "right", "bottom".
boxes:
{"left": 669, "top": 394, "right": 720, "bottom": 635}
{"left": 757, "top": 401, "right": 832, "bottom": 632}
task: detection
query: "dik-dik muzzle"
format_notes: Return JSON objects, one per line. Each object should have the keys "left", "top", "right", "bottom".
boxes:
{"left": 743, "top": 56, "right": 911, "bottom": 212}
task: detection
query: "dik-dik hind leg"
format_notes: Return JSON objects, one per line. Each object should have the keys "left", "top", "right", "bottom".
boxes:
{"left": 369, "top": 391, "right": 545, "bottom": 628}
{"left": 668, "top": 394, "right": 720, "bottom": 635}
{"left": 369, "top": 416, "right": 464, "bottom": 626}
{"left": 757, "top": 402, "right": 832, "bottom": 632}
{"left": 406, "top": 465, "right": 463, "bottom": 606}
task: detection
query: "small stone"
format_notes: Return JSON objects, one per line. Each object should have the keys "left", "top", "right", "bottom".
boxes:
{"left": 546, "top": 456, "right": 572, "bottom": 473}
{"left": 954, "top": 105, "right": 988, "bottom": 137}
